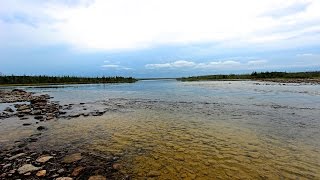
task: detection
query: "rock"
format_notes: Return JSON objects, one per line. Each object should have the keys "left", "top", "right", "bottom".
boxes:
{"left": 24, "top": 172, "right": 31, "bottom": 176}
{"left": 37, "top": 126, "right": 47, "bottom": 131}
{"left": 71, "top": 166, "right": 84, "bottom": 176}
{"left": 57, "top": 168, "right": 65, "bottom": 174}
{"left": 147, "top": 171, "right": 161, "bottom": 177}
{"left": 17, "top": 105, "right": 30, "bottom": 111}
{"left": 12, "top": 89, "right": 26, "bottom": 93}
{"left": 63, "top": 153, "right": 82, "bottom": 163}
{"left": 32, "top": 110, "right": 42, "bottom": 115}
{"left": 20, "top": 109, "right": 32, "bottom": 114}
{"left": 4, "top": 107, "right": 14, "bottom": 112}
{"left": 22, "top": 123, "right": 31, "bottom": 126}
{"left": 36, "top": 170, "right": 46, "bottom": 177}
{"left": 17, "top": 114, "right": 25, "bottom": 117}
{"left": 8, "top": 169, "right": 16, "bottom": 174}
{"left": 56, "top": 177, "right": 73, "bottom": 180}
{"left": 0, "top": 173, "right": 6, "bottom": 178}
{"left": 20, "top": 117, "right": 29, "bottom": 120}
{"left": 69, "top": 113, "right": 81, "bottom": 118}
{"left": 36, "top": 155, "right": 53, "bottom": 163}
{"left": 17, "top": 164, "right": 41, "bottom": 174}
{"left": 8, "top": 153, "right": 26, "bottom": 160}
{"left": 46, "top": 116, "right": 54, "bottom": 120}
{"left": 112, "top": 163, "right": 122, "bottom": 170}
{"left": 34, "top": 115, "right": 43, "bottom": 120}
{"left": 88, "top": 175, "right": 106, "bottom": 180}
{"left": 3, "top": 163, "right": 12, "bottom": 169}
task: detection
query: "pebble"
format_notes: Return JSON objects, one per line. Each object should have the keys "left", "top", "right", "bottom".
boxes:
{"left": 8, "top": 153, "right": 26, "bottom": 160}
{"left": 88, "top": 175, "right": 106, "bottom": 180}
{"left": 37, "top": 126, "right": 47, "bottom": 131}
{"left": 17, "top": 164, "right": 41, "bottom": 174}
{"left": 71, "top": 166, "right": 84, "bottom": 176}
{"left": 2, "top": 163, "right": 12, "bottom": 169}
{"left": 4, "top": 107, "right": 14, "bottom": 112}
{"left": 57, "top": 168, "right": 65, "bottom": 174}
{"left": 36, "top": 155, "right": 53, "bottom": 163}
{"left": 147, "top": 171, "right": 161, "bottom": 177}
{"left": 63, "top": 153, "right": 82, "bottom": 163}
{"left": 56, "top": 177, "right": 73, "bottom": 180}
{"left": 36, "top": 170, "right": 46, "bottom": 177}
{"left": 112, "top": 163, "right": 122, "bottom": 170}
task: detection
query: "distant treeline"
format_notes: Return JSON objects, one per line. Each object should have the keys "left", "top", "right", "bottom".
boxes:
{"left": 178, "top": 71, "right": 320, "bottom": 81}
{"left": 0, "top": 75, "right": 137, "bottom": 85}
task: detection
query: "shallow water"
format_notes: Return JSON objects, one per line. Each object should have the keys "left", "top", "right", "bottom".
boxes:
{"left": 1, "top": 80, "right": 320, "bottom": 179}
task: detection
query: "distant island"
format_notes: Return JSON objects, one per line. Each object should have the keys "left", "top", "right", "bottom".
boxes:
{"left": 0, "top": 75, "right": 137, "bottom": 86}
{"left": 177, "top": 71, "right": 320, "bottom": 83}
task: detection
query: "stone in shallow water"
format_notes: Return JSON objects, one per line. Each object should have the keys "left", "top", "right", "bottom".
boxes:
{"left": 71, "top": 166, "right": 85, "bottom": 176}
{"left": 37, "top": 126, "right": 47, "bottom": 131}
{"left": 63, "top": 153, "right": 82, "bottom": 163}
{"left": 4, "top": 107, "right": 14, "bottom": 112}
{"left": 36, "top": 170, "right": 46, "bottom": 177}
{"left": 56, "top": 177, "right": 73, "bottom": 180}
{"left": 88, "top": 175, "right": 106, "bottom": 180}
{"left": 147, "top": 171, "right": 161, "bottom": 177}
{"left": 36, "top": 155, "right": 53, "bottom": 163}
{"left": 8, "top": 153, "right": 26, "bottom": 160}
{"left": 17, "top": 164, "right": 41, "bottom": 174}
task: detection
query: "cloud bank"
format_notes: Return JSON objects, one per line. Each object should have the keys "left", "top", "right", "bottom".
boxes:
{"left": 145, "top": 60, "right": 268, "bottom": 70}
{"left": 1, "top": 0, "right": 320, "bottom": 51}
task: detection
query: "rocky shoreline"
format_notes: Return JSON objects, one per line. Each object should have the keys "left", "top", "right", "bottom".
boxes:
{"left": 257, "top": 78, "right": 320, "bottom": 84}
{"left": 0, "top": 89, "right": 129, "bottom": 180}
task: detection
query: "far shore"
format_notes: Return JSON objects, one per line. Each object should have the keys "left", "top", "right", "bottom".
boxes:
{"left": 179, "top": 78, "right": 320, "bottom": 84}
{"left": 0, "top": 81, "right": 137, "bottom": 87}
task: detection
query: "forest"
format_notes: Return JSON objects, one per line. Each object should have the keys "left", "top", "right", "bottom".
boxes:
{"left": 0, "top": 75, "right": 137, "bottom": 85}
{"left": 177, "top": 71, "right": 320, "bottom": 81}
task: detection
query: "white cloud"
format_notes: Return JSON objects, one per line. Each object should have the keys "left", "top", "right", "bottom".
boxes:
{"left": 296, "top": 53, "right": 314, "bottom": 56}
{"left": 145, "top": 59, "right": 270, "bottom": 70}
{"left": 145, "top": 60, "right": 196, "bottom": 69}
{"left": 1, "top": 0, "right": 320, "bottom": 50}
{"left": 101, "top": 64, "right": 132, "bottom": 70}
{"left": 247, "top": 60, "right": 268, "bottom": 65}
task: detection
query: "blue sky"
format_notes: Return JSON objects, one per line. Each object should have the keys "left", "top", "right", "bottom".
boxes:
{"left": 1, "top": 0, "right": 320, "bottom": 78}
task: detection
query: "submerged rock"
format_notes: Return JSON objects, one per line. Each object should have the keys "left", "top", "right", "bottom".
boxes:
{"left": 36, "top": 155, "right": 53, "bottom": 163}
{"left": 4, "top": 107, "right": 14, "bottom": 112}
{"left": 37, "top": 126, "right": 47, "bottom": 131}
{"left": 71, "top": 166, "right": 85, "bottom": 176}
{"left": 63, "top": 153, "right": 82, "bottom": 163}
{"left": 17, "top": 164, "right": 41, "bottom": 174}
{"left": 8, "top": 153, "right": 26, "bottom": 160}
{"left": 88, "top": 175, "right": 106, "bottom": 180}
{"left": 36, "top": 169, "right": 46, "bottom": 177}
{"left": 147, "top": 171, "right": 161, "bottom": 177}
{"left": 56, "top": 177, "right": 73, "bottom": 180}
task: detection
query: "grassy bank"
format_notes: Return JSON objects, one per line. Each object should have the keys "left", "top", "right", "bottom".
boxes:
{"left": 0, "top": 75, "right": 137, "bottom": 86}
{"left": 177, "top": 71, "right": 320, "bottom": 82}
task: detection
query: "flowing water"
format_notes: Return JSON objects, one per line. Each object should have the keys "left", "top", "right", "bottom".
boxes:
{"left": 1, "top": 80, "right": 320, "bottom": 179}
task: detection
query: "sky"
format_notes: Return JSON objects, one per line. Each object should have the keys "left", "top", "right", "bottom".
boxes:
{"left": 0, "top": 0, "right": 320, "bottom": 78}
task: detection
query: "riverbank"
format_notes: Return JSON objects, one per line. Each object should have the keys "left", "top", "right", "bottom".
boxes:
{"left": 178, "top": 71, "right": 320, "bottom": 84}
{"left": 0, "top": 89, "right": 130, "bottom": 179}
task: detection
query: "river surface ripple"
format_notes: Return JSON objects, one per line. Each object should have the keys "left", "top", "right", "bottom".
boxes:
{"left": 0, "top": 80, "right": 319, "bottom": 179}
